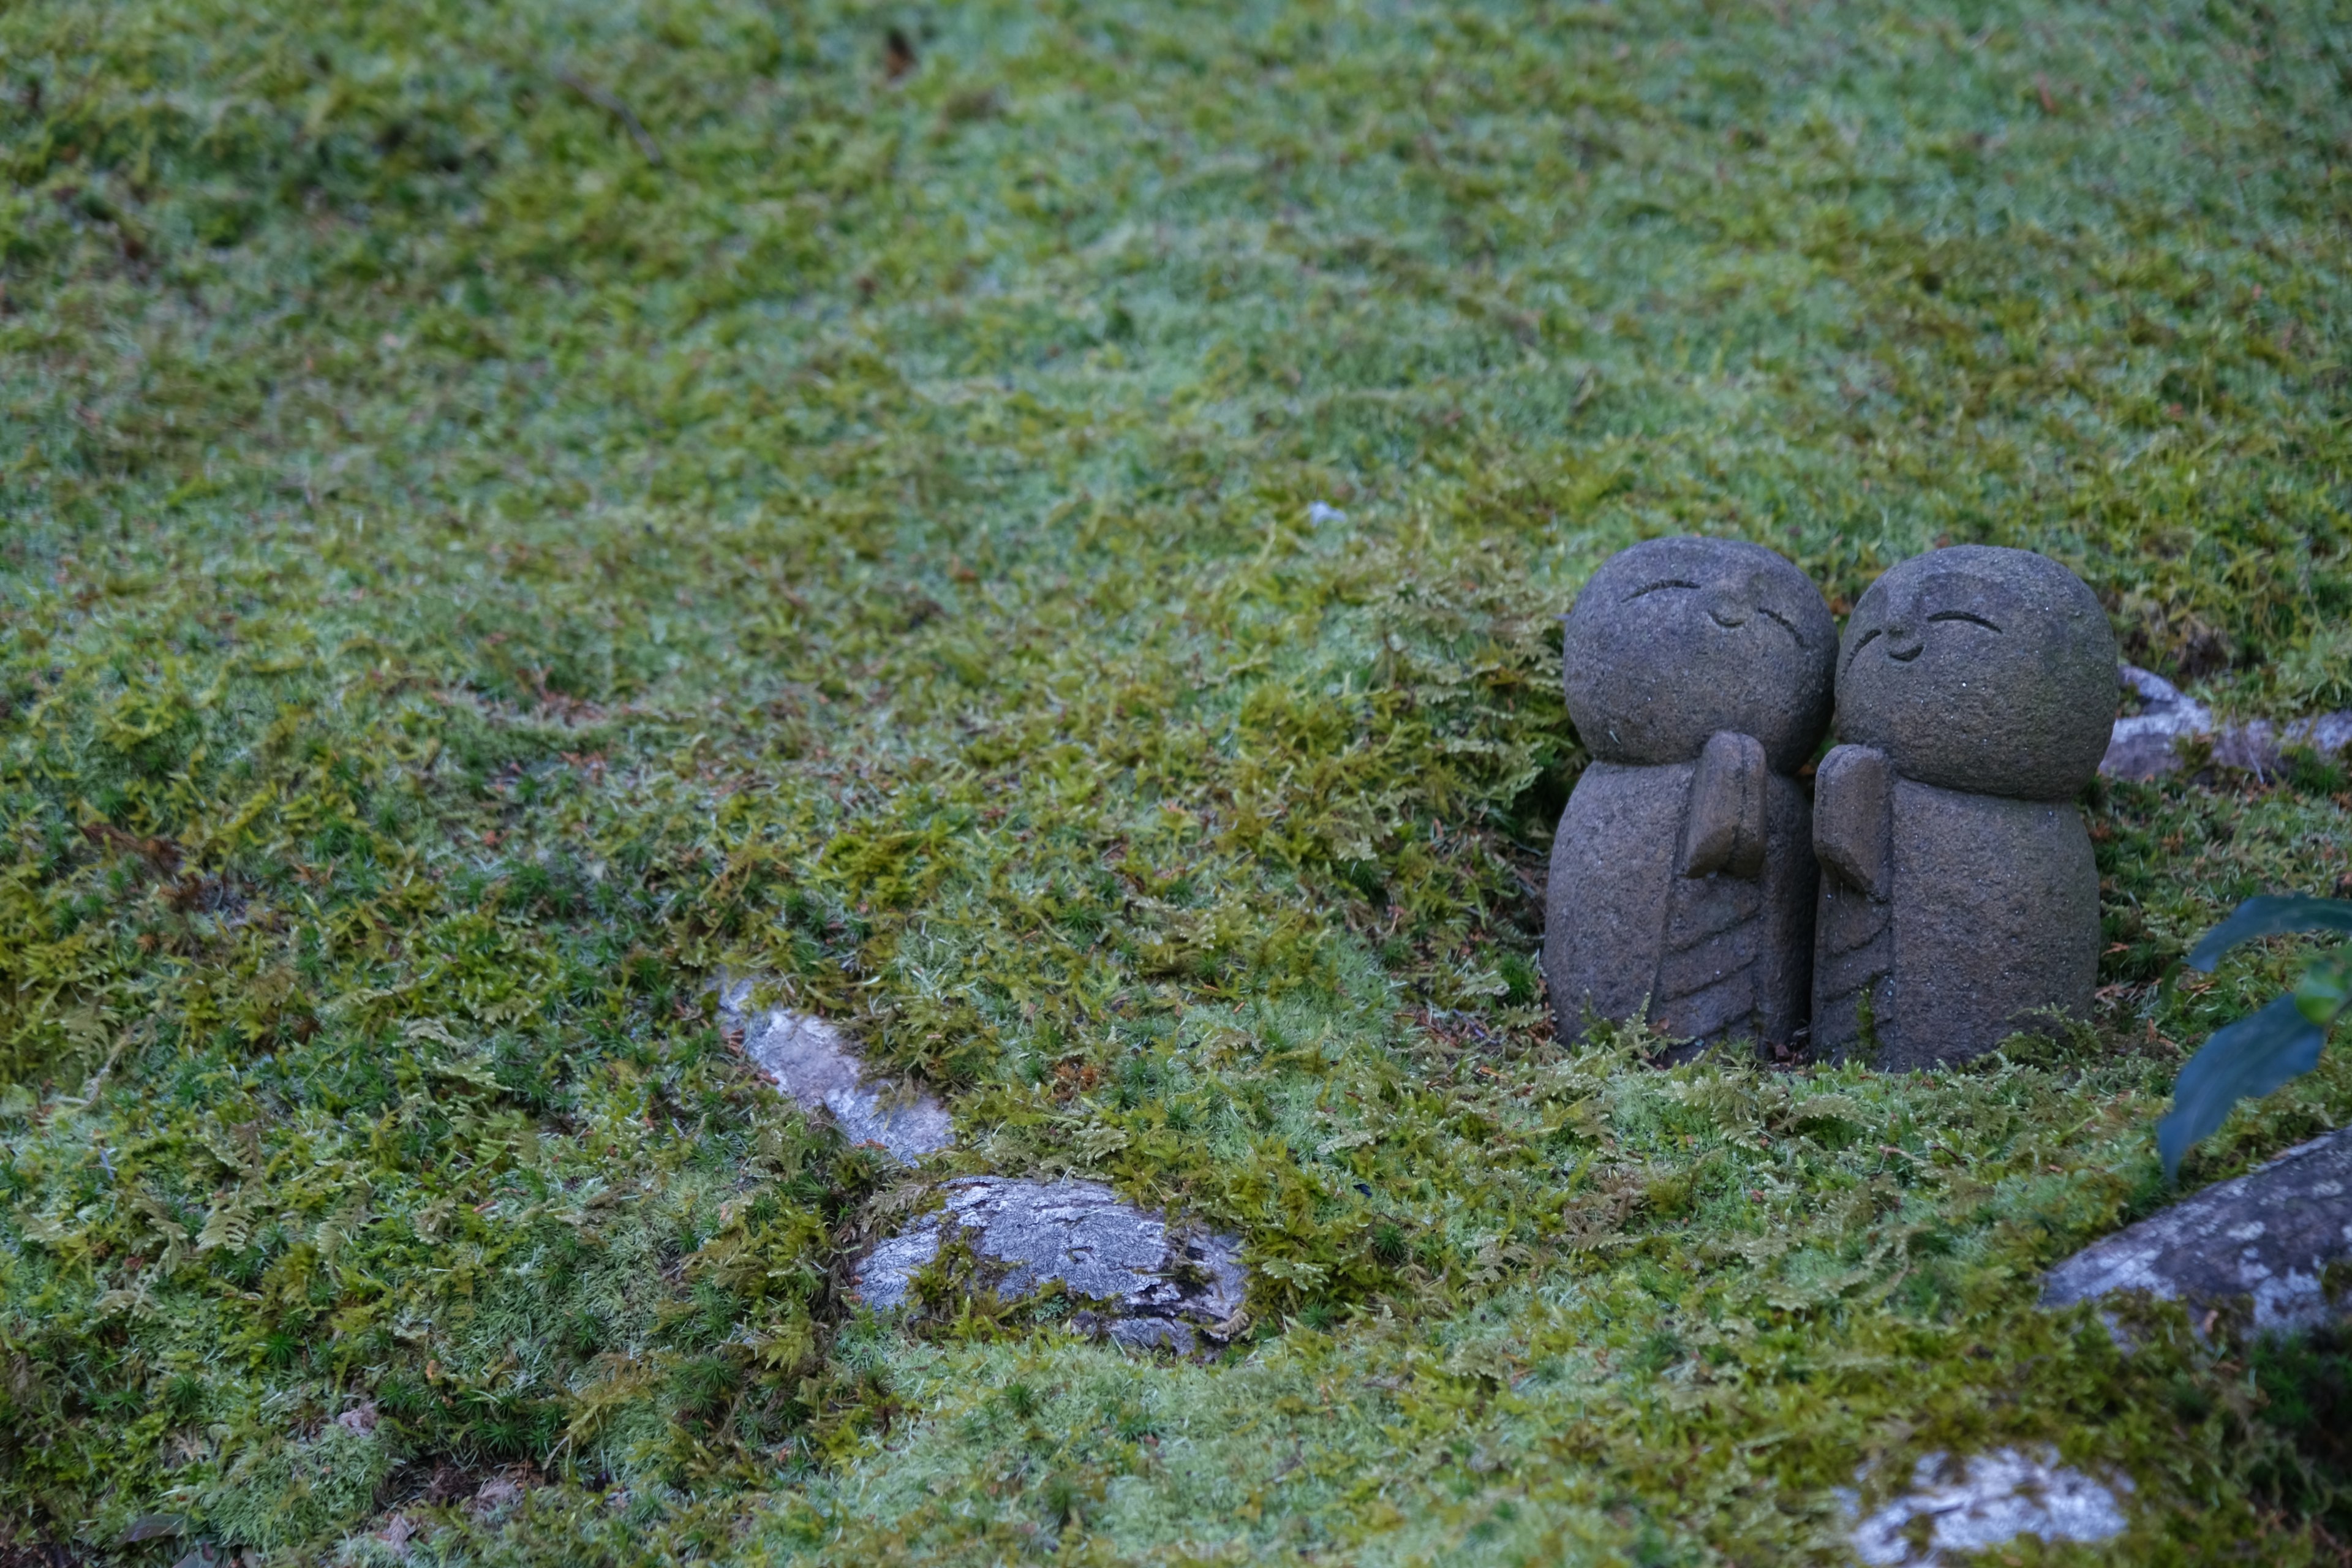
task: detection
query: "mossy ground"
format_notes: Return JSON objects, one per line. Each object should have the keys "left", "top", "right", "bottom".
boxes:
{"left": 4, "top": 0, "right": 2352, "bottom": 1561}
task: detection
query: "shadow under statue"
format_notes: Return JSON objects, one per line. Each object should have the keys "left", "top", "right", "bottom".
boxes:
{"left": 1543, "top": 537, "right": 1836, "bottom": 1057}
{"left": 1812, "top": 545, "right": 2118, "bottom": 1068}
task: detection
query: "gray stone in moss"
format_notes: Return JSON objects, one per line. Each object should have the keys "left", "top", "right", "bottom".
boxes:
{"left": 2041, "top": 1125, "right": 2352, "bottom": 1334}
{"left": 851, "top": 1175, "right": 1245, "bottom": 1351}
{"left": 2101, "top": 663, "right": 2352, "bottom": 782}
{"left": 1842, "top": 1447, "right": 2130, "bottom": 1566}
{"left": 714, "top": 979, "right": 952, "bottom": 1165}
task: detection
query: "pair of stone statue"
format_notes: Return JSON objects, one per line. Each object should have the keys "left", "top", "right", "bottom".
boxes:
{"left": 1541, "top": 537, "right": 2118, "bottom": 1068}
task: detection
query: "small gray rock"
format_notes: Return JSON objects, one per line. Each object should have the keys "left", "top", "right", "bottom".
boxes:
{"left": 851, "top": 1176, "right": 1245, "bottom": 1349}
{"left": 1843, "top": 1447, "right": 2130, "bottom": 1567}
{"left": 1109, "top": 1316, "right": 1197, "bottom": 1354}
{"left": 2100, "top": 665, "right": 2213, "bottom": 781}
{"left": 2041, "top": 1125, "right": 2352, "bottom": 1334}
{"left": 2101, "top": 663, "right": 2352, "bottom": 782}
{"left": 714, "top": 979, "right": 952, "bottom": 1164}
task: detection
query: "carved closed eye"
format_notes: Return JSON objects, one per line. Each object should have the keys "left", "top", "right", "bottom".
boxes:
{"left": 1928, "top": 610, "right": 2002, "bottom": 632}
{"left": 1756, "top": 605, "right": 1803, "bottom": 641}
{"left": 1627, "top": 579, "right": 1702, "bottom": 601}
{"left": 1846, "top": 626, "right": 1882, "bottom": 666}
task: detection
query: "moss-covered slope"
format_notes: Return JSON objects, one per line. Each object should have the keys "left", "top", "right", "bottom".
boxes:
{"left": 3, "top": 0, "right": 2350, "bottom": 1561}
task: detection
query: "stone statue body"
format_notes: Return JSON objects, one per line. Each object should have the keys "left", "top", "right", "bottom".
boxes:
{"left": 1544, "top": 538, "right": 1836, "bottom": 1054}
{"left": 1812, "top": 546, "right": 2119, "bottom": 1068}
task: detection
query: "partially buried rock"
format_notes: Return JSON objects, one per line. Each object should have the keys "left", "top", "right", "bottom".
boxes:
{"left": 2100, "top": 665, "right": 2217, "bottom": 782}
{"left": 2041, "top": 1125, "right": 2352, "bottom": 1335}
{"left": 854, "top": 1177, "right": 1246, "bottom": 1353}
{"left": 2102, "top": 663, "right": 2352, "bottom": 782}
{"left": 714, "top": 979, "right": 952, "bottom": 1164}
{"left": 1843, "top": 1447, "right": 2130, "bottom": 1567}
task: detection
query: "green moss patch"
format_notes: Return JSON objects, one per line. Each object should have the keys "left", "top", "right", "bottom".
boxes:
{"left": 4, "top": 0, "right": 2351, "bottom": 1561}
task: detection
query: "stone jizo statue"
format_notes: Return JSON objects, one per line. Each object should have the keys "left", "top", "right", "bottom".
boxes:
{"left": 1544, "top": 537, "right": 1836, "bottom": 1055}
{"left": 1812, "top": 545, "right": 2117, "bottom": 1067}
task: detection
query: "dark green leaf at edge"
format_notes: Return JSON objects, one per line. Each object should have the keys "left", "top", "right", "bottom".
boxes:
{"left": 2158, "top": 995, "right": 2329, "bottom": 1180}
{"left": 2185, "top": 895, "right": 2352, "bottom": 972}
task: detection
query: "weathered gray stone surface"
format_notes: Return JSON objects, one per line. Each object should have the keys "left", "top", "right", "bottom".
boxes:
{"left": 1559, "top": 536, "right": 1837, "bottom": 774}
{"left": 853, "top": 1177, "right": 1246, "bottom": 1353}
{"left": 1814, "top": 547, "right": 2114, "bottom": 1068}
{"left": 1545, "top": 537, "right": 1834, "bottom": 1054}
{"left": 1814, "top": 774, "right": 2099, "bottom": 1069}
{"left": 1841, "top": 1448, "right": 2131, "bottom": 1567}
{"left": 714, "top": 980, "right": 952, "bottom": 1164}
{"left": 2041, "top": 1125, "right": 2352, "bottom": 1333}
{"left": 2101, "top": 663, "right": 2352, "bottom": 782}
{"left": 714, "top": 981, "right": 1251, "bottom": 1337}
{"left": 1836, "top": 546, "right": 2119, "bottom": 799}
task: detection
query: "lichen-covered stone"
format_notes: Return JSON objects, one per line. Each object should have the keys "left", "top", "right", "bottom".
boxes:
{"left": 852, "top": 1177, "right": 1246, "bottom": 1352}
{"left": 714, "top": 979, "right": 952, "bottom": 1164}
{"left": 1814, "top": 547, "right": 2116, "bottom": 1067}
{"left": 2102, "top": 663, "right": 2352, "bottom": 782}
{"left": 2041, "top": 1125, "right": 2352, "bottom": 1334}
{"left": 1842, "top": 1448, "right": 2131, "bottom": 1567}
{"left": 2101, "top": 665, "right": 2212, "bottom": 781}
{"left": 1544, "top": 538, "right": 1835, "bottom": 1053}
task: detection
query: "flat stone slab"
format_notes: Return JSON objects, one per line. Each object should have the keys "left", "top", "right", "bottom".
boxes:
{"left": 2041, "top": 1126, "right": 2352, "bottom": 1334}
{"left": 714, "top": 980, "right": 952, "bottom": 1165}
{"left": 853, "top": 1176, "right": 1246, "bottom": 1353}
{"left": 1842, "top": 1447, "right": 2130, "bottom": 1566}
{"left": 2102, "top": 663, "right": 2352, "bottom": 782}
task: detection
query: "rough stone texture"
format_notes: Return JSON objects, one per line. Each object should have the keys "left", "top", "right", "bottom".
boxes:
{"left": 2101, "top": 664, "right": 2214, "bottom": 781}
{"left": 714, "top": 979, "right": 952, "bottom": 1164}
{"left": 1545, "top": 538, "right": 1834, "bottom": 1053}
{"left": 852, "top": 1177, "right": 1246, "bottom": 1353}
{"left": 1811, "top": 743, "right": 1891, "bottom": 902}
{"left": 1814, "top": 772, "right": 2099, "bottom": 1068}
{"left": 2102, "top": 663, "right": 2352, "bottom": 782}
{"left": 1835, "top": 545, "right": 2118, "bottom": 800}
{"left": 712, "top": 986, "right": 1251, "bottom": 1344}
{"left": 1814, "top": 548, "right": 2115, "bottom": 1068}
{"left": 1841, "top": 1449, "right": 2131, "bottom": 1567}
{"left": 2041, "top": 1125, "right": 2352, "bottom": 1334}
{"left": 1559, "top": 536, "right": 1836, "bottom": 774}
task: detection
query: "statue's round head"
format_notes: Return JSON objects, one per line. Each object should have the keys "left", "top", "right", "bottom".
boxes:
{"left": 1562, "top": 536, "right": 1836, "bottom": 772}
{"left": 1836, "top": 545, "right": 2117, "bottom": 799}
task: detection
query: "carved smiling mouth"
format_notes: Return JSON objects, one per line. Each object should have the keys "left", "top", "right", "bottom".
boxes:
{"left": 1844, "top": 584, "right": 2007, "bottom": 673}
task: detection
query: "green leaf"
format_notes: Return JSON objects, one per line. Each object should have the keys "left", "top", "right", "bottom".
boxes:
{"left": 2185, "top": 895, "right": 2352, "bottom": 971}
{"left": 2157, "top": 996, "right": 2327, "bottom": 1180}
{"left": 2294, "top": 949, "right": 2351, "bottom": 1029}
